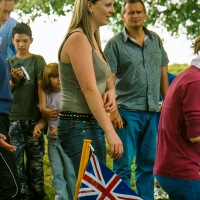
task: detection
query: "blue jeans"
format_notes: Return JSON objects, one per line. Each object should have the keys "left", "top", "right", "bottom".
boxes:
{"left": 155, "top": 175, "right": 200, "bottom": 200}
{"left": 48, "top": 138, "right": 76, "bottom": 200}
{"left": 57, "top": 119, "right": 106, "bottom": 177}
{"left": 114, "top": 108, "right": 157, "bottom": 200}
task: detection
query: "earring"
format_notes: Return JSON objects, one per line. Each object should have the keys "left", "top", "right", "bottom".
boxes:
{"left": 89, "top": 9, "right": 93, "bottom": 14}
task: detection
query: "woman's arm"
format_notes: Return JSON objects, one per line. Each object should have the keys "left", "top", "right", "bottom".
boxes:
{"left": 104, "top": 72, "right": 123, "bottom": 129}
{"left": 183, "top": 80, "right": 200, "bottom": 143}
{"left": 103, "top": 73, "right": 116, "bottom": 113}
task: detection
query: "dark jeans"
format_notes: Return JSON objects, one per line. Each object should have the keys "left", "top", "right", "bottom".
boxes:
{"left": 57, "top": 119, "right": 106, "bottom": 177}
{"left": 0, "top": 114, "right": 20, "bottom": 200}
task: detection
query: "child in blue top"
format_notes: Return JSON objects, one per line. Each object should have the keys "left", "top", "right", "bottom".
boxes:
{"left": 33, "top": 63, "right": 76, "bottom": 200}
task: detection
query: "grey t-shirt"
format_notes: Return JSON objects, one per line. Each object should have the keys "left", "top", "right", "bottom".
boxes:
{"left": 7, "top": 54, "right": 46, "bottom": 120}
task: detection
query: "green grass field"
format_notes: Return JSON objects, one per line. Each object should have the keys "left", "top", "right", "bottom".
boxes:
{"left": 43, "top": 144, "right": 55, "bottom": 200}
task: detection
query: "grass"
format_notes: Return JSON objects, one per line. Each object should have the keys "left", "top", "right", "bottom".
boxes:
{"left": 43, "top": 141, "right": 55, "bottom": 200}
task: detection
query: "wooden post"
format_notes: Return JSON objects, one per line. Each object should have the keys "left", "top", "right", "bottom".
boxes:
{"left": 74, "top": 139, "right": 92, "bottom": 200}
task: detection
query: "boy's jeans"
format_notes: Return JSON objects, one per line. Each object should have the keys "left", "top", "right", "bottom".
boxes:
{"left": 9, "top": 120, "right": 45, "bottom": 198}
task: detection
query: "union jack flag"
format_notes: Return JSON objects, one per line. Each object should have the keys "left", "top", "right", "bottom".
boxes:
{"left": 78, "top": 153, "right": 143, "bottom": 200}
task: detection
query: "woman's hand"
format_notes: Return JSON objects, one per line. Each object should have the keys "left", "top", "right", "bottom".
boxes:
{"left": 105, "top": 131, "right": 123, "bottom": 159}
{"left": 103, "top": 89, "right": 116, "bottom": 113}
{"left": 0, "top": 133, "right": 16, "bottom": 152}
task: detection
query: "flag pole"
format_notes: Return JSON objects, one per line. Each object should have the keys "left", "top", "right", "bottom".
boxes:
{"left": 74, "top": 139, "right": 92, "bottom": 200}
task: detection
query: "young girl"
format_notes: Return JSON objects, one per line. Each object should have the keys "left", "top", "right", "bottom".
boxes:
{"left": 33, "top": 63, "right": 76, "bottom": 200}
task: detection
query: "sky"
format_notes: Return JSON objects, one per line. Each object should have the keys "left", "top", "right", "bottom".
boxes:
{"left": 11, "top": 12, "right": 194, "bottom": 65}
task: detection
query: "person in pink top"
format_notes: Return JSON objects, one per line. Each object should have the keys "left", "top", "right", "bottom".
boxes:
{"left": 153, "top": 36, "right": 200, "bottom": 200}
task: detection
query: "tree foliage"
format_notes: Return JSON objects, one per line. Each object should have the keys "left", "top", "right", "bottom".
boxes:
{"left": 16, "top": 0, "right": 200, "bottom": 39}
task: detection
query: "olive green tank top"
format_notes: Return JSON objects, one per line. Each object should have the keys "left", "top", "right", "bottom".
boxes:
{"left": 59, "top": 50, "right": 111, "bottom": 114}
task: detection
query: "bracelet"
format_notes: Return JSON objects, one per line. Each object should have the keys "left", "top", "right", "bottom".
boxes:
{"left": 111, "top": 113, "right": 119, "bottom": 122}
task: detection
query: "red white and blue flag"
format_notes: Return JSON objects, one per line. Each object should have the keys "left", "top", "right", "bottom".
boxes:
{"left": 78, "top": 153, "right": 143, "bottom": 200}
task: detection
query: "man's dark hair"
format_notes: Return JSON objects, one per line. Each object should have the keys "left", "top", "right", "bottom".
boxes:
{"left": 121, "top": 0, "right": 146, "bottom": 14}
{"left": 12, "top": 22, "right": 32, "bottom": 38}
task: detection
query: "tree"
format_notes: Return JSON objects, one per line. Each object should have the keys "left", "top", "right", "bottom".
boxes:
{"left": 16, "top": 0, "right": 199, "bottom": 39}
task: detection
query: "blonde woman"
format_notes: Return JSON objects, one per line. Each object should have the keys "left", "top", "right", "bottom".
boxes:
{"left": 154, "top": 36, "right": 200, "bottom": 199}
{"left": 57, "top": 0, "right": 123, "bottom": 181}
{"left": 0, "top": 0, "right": 20, "bottom": 199}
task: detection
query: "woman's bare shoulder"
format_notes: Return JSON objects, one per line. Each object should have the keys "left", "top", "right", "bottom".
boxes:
{"left": 60, "top": 29, "right": 91, "bottom": 62}
{"left": 65, "top": 29, "right": 90, "bottom": 50}
{"left": 67, "top": 28, "right": 86, "bottom": 40}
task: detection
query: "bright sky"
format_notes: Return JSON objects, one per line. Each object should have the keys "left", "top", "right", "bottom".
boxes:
{"left": 11, "top": 12, "right": 194, "bottom": 65}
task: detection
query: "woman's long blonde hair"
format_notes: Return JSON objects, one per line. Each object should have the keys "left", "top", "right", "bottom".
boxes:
{"left": 192, "top": 36, "right": 200, "bottom": 55}
{"left": 0, "top": 0, "right": 5, "bottom": 27}
{"left": 58, "top": 0, "right": 102, "bottom": 59}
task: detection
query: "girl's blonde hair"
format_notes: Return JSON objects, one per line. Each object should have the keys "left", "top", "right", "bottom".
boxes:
{"left": 59, "top": 0, "right": 102, "bottom": 59}
{"left": 0, "top": 0, "right": 5, "bottom": 26}
{"left": 192, "top": 36, "right": 200, "bottom": 55}
{"left": 42, "top": 63, "right": 59, "bottom": 93}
